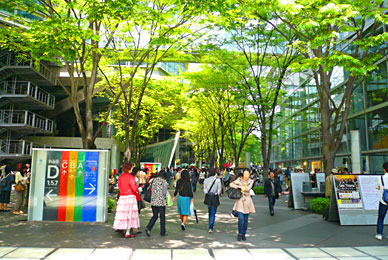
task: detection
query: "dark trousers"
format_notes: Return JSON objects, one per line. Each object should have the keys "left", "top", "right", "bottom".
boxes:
{"left": 268, "top": 196, "right": 276, "bottom": 213}
{"left": 146, "top": 206, "right": 166, "bottom": 235}
{"left": 237, "top": 212, "right": 249, "bottom": 236}
{"left": 377, "top": 202, "right": 388, "bottom": 235}
{"left": 192, "top": 183, "right": 197, "bottom": 192}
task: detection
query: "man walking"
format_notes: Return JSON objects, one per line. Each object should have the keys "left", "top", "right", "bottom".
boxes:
{"left": 264, "top": 171, "right": 282, "bottom": 216}
{"left": 376, "top": 162, "right": 388, "bottom": 240}
{"left": 203, "top": 168, "right": 221, "bottom": 233}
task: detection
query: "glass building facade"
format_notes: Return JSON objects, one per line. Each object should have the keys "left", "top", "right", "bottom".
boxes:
{"left": 270, "top": 54, "right": 388, "bottom": 174}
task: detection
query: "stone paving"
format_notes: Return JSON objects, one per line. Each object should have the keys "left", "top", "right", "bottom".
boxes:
{"left": 1, "top": 246, "right": 388, "bottom": 259}
{"left": 0, "top": 188, "right": 388, "bottom": 259}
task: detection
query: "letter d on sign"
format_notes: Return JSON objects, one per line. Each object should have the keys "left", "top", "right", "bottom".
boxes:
{"left": 47, "top": 165, "right": 59, "bottom": 179}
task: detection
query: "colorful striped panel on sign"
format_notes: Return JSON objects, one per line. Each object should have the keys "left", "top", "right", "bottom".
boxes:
{"left": 65, "top": 151, "right": 77, "bottom": 221}
{"left": 57, "top": 151, "right": 69, "bottom": 221}
{"left": 74, "top": 151, "right": 85, "bottom": 222}
{"left": 44, "top": 150, "right": 100, "bottom": 222}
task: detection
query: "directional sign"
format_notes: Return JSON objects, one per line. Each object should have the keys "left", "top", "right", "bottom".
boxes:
{"left": 40, "top": 150, "right": 100, "bottom": 222}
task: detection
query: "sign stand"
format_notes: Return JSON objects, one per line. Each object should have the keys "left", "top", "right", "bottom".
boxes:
{"left": 288, "top": 182, "right": 294, "bottom": 208}
{"left": 28, "top": 148, "right": 110, "bottom": 223}
{"left": 328, "top": 185, "right": 339, "bottom": 222}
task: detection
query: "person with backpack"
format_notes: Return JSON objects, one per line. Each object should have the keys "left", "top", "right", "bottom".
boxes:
{"left": 0, "top": 165, "right": 15, "bottom": 211}
{"left": 203, "top": 168, "right": 221, "bottom": 233}
{"left": 376, "top": 162, "right": 388, "bottom": 240}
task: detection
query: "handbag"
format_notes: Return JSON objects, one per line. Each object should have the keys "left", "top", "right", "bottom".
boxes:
{"left": 137, "top": 199, "right": 146, "bottom": 213}
{"left": 190, "top": 202, "right": 195, "bottom": 217}
{"left": 226, "top": 187, "right": 242, "bottom": 200}
{"left": 204, "top": 179, "right": 220, "bottom": 206}
{"left": 15, "top": 182, "right": 25, "bottom": 192}
{"left": 166, "top": 192, "right": 173, "bottom": 207}
{"left": 143, "top": 180, "right": 153, "bottom": 203}
{"left": 381, "top": 176, "right": 388, "bottom": 204}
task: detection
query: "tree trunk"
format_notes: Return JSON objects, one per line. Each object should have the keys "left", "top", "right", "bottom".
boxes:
{"left": 123, "top": 114, "right": 131, "bottom": 164}
{"left": 84, "top": 88, "right": 96, "bottom": 149}
{"left": 261, "top": 133, "right": 269, "bottom": 180}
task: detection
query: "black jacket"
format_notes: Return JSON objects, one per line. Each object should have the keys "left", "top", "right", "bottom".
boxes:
{"left": 264, "top": 178, "right": 282, "bottom": 199}
{"left": 174, "top": 179, "right": 193, "bottom": 198}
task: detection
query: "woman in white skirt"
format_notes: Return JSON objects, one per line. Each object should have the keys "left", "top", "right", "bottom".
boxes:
{"left": 113, "top": 163, "right": 141, "bottom": 238}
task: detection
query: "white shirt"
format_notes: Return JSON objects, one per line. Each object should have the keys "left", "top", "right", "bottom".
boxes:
{"left": 377, "top": 173, "right": 388, "bottom": 205}
{"left": 203, "top": 176, "right": 222, "bottom": 195}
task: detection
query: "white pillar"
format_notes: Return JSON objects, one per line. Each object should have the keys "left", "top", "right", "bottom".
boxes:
{"left": 246, "top": 152, "right": 251, "bottom": 168}
{"left": 111, "top": 143, "right": 118, "bottom": 173}
{"left": 351, "top": 130, "right": 362, "bottom": 174}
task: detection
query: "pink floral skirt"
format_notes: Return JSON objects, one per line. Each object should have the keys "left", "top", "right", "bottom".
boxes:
{"left": 113, "top": 195, "right": 140, "bottom": 230}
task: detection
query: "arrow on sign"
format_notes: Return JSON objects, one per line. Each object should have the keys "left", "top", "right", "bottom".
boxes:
{"left": 85, "top": 183, "right": 96, "bottom": 195}
{"left": 46, "top": 189, "right": 54, "bottom": 201}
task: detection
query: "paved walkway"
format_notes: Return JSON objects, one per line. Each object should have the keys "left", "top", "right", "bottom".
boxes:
{"left": 1, "top": 246, "right": 388, "bottom": 259}
{"left": 1, "top": 188, "right": 388, "bottom": 258}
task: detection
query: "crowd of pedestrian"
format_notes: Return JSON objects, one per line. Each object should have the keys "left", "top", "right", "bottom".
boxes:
{"left": 112, "top": 164, "right": 266, "bottom": 241}
{"left": 3, "top": 158, "right": 388, "bottom": 243}
{"left": 0, "top": 161, "right": 31, "bottom": 215}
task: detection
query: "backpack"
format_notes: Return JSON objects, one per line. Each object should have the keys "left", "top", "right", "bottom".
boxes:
{"left": 381, "top": 176, "right": 388, "bottom": 204}
{"left": 0, "top": 173, "right": 11, "bottom": 188}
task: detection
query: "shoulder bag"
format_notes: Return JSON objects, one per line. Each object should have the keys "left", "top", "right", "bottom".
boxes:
{"left": 15, "top": 182, "right": 25, "bottom": 192}
{"left": 226, "top": 187, "right": 242, "bottom": 200}
{"left": 143, "top": 180, "right": 154, "bottom": 203}
{"left": 381, "top": 176, "right": 388, "bottom": 204}
{"left": 204, "top": 179, "right": 220, "bottom": 206}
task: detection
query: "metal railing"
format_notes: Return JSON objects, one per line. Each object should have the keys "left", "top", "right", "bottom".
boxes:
{"left": 0, "top": 110, "right": 53, "bottom": 133}
{"left": 0, "top": 52, "right": 57, "bottom": 85}
{"left": 0, "top": 80, "right": 55, "bottom": 108}
{"left": 0, "top": 139, "right": 32, "bottom": 155}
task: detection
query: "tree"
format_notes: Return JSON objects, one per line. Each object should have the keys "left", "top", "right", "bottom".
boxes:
{"left": 259, "top": 0, "right": 388, "bottom": 176}
{"left": 183, "top": 62, "right": 256, "bottom": 168}
{"left": 97, "top": 0, "right": 215, "bottom": 163}
{"left": 103, "top": 77, "right": 186, "bottom": 166}
{"left": 1, "top": 0, "right": 128, "bottom": 149}
{"left": 211, "top": 3, "right": 299, "bottom": 179}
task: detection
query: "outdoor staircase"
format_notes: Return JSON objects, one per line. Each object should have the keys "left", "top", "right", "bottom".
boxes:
{"left": 0, "top": 49, "right": 57, "bottom": 160}
{"left": 0, "top": 80, "right": 55, "bottom": 110}
{"left": 0, "top": 50, "right": 57, "bottom": 86}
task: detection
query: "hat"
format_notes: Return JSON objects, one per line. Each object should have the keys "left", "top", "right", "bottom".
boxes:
{"left": 331, "top": 168, "right": 338, "bottom": 174}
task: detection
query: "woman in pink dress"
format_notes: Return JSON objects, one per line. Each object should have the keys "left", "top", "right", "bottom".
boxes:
{"left": 113, "top": 163, "right": 141, "bottom": 238}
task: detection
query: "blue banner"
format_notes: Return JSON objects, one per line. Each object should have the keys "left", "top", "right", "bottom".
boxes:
{"left": 82, "top": 152, "right": 99, "bottom": 221}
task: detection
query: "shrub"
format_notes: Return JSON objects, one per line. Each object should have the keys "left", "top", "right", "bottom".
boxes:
{"left": 108, "top": 198, "right": 116, "bottom": 213}
{"left": 310, "top": 197, "right": 330, "bottom": 214}
{"left": 253, "top": 186, "right": 264, "bottom": 194}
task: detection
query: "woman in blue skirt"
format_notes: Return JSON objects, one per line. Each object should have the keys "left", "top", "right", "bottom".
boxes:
{"left": 173, "top": 169, "right": 193, "bottom": 230}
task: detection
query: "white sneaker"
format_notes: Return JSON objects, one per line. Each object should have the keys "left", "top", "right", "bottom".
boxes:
{"left": 208, "top": 229, "right": 213, "bottom": 233}
{"left": 375, "top": 234, "right": 383, "bottom": 240}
